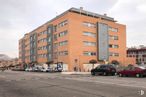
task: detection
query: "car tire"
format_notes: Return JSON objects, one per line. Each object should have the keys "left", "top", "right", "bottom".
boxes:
{"left": 111, "top": 73, "right": 115, "bottom": 76}
{"left": 103, "top": 72, "right": 107, "bottom": 76}
{"left": 119, "top": 73, "right": 123, "bottom": 77}
{"left": 114, "top": 73, "right": 117, "bottom": 76}
{"left": 136, "top": 74, "right": 143, "bottom": 78}
{"left": 91, "top": 72, "right": 95, "bottom": 76}
{"left": 136, "top": 74, "right": 141, "bottom": 78}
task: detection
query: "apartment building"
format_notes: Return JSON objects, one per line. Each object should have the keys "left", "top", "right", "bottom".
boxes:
{"left": 19, "top": 7, "right": 132, "bottom": 71}
{"left": 127, "top": 46, "right": 146, "bottom": 65}
{"left": 0, "top": 58, "right": 19, "bottom": 68}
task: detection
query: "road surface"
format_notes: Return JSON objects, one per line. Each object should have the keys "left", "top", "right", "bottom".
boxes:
{"left": 0, "top": 70, "right": 146, "bottom": 97}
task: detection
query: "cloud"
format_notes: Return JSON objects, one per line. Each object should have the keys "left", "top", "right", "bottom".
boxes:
{"left": 108, "top": 0, "right": 146, "bottom": 47}
{"left": 0, "top": 0, "right": 118, "bottom": 58}
{"left": 0, "top": 0, "right": 145, "bottom": 57}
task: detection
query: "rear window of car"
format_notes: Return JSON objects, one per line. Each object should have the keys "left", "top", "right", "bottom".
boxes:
{"left": 137, "top": 66, "right": 146, "bottom": 69}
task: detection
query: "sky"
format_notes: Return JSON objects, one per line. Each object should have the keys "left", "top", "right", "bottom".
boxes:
{"left": 0, "top": 0, "right": 146, "bottom": 58}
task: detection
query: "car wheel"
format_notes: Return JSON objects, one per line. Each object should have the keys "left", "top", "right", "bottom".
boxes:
{"left": 114, "top": 73, "right": 117, "bottom": 76}
{"left": 91, "top": 72, "right": 95, "bottom": 76}
{"left": 119, "top": 73, "right": 123, "bottom": 77}
{"left": 103, "top": 72, "right": 107, "bottom": 76}
{"left": 136, "top": 74, "right": 140, "bottom": 78}
{"left": 111, "top": 73, "right": 116, "bottom": 76}
{"left": 136, "top": 74, "right": 143, "bottom": 78}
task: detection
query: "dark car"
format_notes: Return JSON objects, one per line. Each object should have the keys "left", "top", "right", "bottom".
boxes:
{"left": 91, "top": 64, "right": 116, "bottom": 76}
{"left": 118, "top": 66, "right": 146, "bottom": 78}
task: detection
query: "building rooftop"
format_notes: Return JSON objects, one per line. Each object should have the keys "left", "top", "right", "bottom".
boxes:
{"left": 47, "top": 7, "right": 116, "bottom": 24}
{"left": 27, "top": 7, "right": 116, "bottom": 35}
{"left": 127, "top": 48, "right": 146, "bottom": 52}
{"left": 69, "top": 7, "right": 115, "bottom": 22}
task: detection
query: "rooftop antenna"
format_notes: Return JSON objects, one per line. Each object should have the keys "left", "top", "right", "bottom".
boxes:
{"left": 80, "top": 7, "right": 83, "bottom": 15}
{"left": 104, "top": 13, "right": 107, "bottom": 16}
{"left": 92, "top": 13, "right": 95, "bottom": 18}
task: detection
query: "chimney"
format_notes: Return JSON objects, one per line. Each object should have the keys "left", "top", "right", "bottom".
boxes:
{"left": 79, "top": 7, "right": 83, "bottom": 15}
{"left": 104, "top": 13, "right": 107, "bottom": 16}
{"left": 80, "top": 7, "right": 83, "bottom": 10}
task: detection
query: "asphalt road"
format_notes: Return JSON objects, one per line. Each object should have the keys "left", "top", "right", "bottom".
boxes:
{"left": 0, "top": 70, "right": 146, "bottom": 97}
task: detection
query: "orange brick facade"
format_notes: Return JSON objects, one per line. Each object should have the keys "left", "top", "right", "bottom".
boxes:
{"left": 19, "top": 8, "right": 134, "bottom": 71}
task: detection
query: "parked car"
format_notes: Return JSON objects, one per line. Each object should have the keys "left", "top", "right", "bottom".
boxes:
{"left": 91, "top": 64, "right": 116, "bottom": 76}
{"left": 54, "top": 66, "right": 62, "bottom": 72}
{"left": 41, "top": 67, "right": 52, "bottom": 72}
{"left": 32, "top": 66, "right": 43, "bottom": 72}
{"left": 117, "top": 66, "right": 146, "bottom": 78}
{"left": 25, "top": 67, "right": 33, "bottom": 72}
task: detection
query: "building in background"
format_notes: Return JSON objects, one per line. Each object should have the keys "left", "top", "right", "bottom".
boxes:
{"left": 19, "top": 7, "right": 132, "bottom": 71}
{"left": 0, "top": 58, "right": 19, "bottom": 68}
{"left": 127, "top": 45, "right": 146, "bottom": 65}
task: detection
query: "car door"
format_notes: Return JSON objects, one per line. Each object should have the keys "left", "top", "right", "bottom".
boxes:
{"left": 99, "top": 65, "right": 106, "bottom": 74}
{"left": 126, "top": 67, "right": 135, "bottom": 76}
{"left": 130, "top": 67, "right": 137, "bottom": 76}
{"left": 94, "top": 66, "right": 102, "bottom": 75}
{"left": 121, "top": 68, "right": 130, "bottom": 76}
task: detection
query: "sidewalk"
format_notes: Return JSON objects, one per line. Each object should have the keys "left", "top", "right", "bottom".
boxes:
{"left": 61, "top": 72, "right": 90, "bottom": 75}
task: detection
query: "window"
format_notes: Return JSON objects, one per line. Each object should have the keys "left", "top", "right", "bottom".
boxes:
{"left": 54, "top": 34, "right": 58, "bottom": 41}
{"left": 100, "top": 65, "right": 106, "bottom": 69}
{"left": 59, "top": 40, "right": 68, "bottom": 46}
{"left": 48, "top": 54, "right": 51, "bottom": 59}
{"left": 38, "top": 47, "right": 40, "bottom": 50}
{"left": 38, "top": 38, "right": 47, "bottom": 43}
{"left": 83, "top": 41, "right": 96, "bottom": 46}
{"left": 38, "top": 31, "right": 47, "bottom": 36}
{"left": 109, "top": 44, "right": 112, "bottom": 48}
{"left": 33, "top": 42, "right": 36, "bottom": 46}
{"left": 33, "top": 34, "right": 36, "bottom": 40}
{"left": 109, "top": 44, "right": 119, "bottom": 48}
{"left": 58, "top": 20, "right": 68, "bottom": 28}
{"left": 38, "top": 54, "right": 47, "bottom": 58}
{"left": 53, "top": 52, "right": 58, "bottom": 59}
{"left": 48, "top": 27, "right": 52, "bottom": 34}
{"left": 54, "top": 25, "right": 57, "bottom": 32}
{"left": 109, "top": 52, "right": 119, "bottom": 57}
{"left": 83, "top": 51, "right": 96, "bottom": 56}
{"left": 48, "top": 45, "right": 51, "bottom": 51}
{"left": 83, "top": 31, "right": 96, "bottom": 37}
{"left": 53, "top": 43, "right": 58, "bottom": 49}
{"left": 108, "top": 27, "right": 118, "bottom": 32}
{"left": 58, "top": 51, "right": 68, "bottom": 56}
{"left": 63, "top": 20, "right": 68, "bottom": 25}
{"left": 83, "top": 22, "right": 96, "bottom": 28}
{"left": 44, "top": 46, "right": 47, "bottom": 50}
{"left": 43, "top": 38, "right": 47, "bottom": 42}
{"left": 30, "top": 36, "right": 33, "bottom": 41}
{"left": 38, "top": 46, "right": 47, "bottom": 50}
{"left": 64, "top": 51, "right": 68, "bottom": 55}
{"left": 48, "top": 37, "right": 51, "bottom": 42}
{"left": 59, "top": 30, "right": 68, "bottom": 37}
{"left": 109, "top": 35, "right": 118, "bottom": 40}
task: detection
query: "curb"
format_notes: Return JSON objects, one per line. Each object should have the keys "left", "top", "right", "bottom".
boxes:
{"left": 61, "top": 72, "right": 90, "bottom": 75}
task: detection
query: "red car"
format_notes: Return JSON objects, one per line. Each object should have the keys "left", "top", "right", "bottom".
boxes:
{"left": 118, "top": 66, "right": 146, "bottom": 78}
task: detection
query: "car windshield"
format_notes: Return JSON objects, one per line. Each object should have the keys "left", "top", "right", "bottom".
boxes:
{"left": 100, "top": 65, "right": 106, "bottom": 68}
{"left": 95, "top": 65, "right": 101, "bottom": 69}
